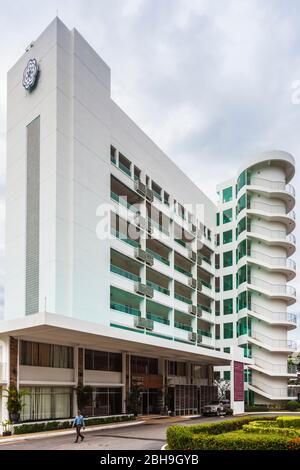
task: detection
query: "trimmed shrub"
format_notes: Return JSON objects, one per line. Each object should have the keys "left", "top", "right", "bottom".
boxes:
{"left": 13, "top": 414, "right": 135, "bottom": 435}
{"left": 288, "top": 438, "right": 300, "bottom": 451}
{"left": 285, "top": 401, "right": 300, "bottom": 412}
{"left": 191, "top": 432, "right": 290, "bottom": 451}
{"left": 277, "top": 417, "right": 300, "bottom": 429}
{"left": 245, "top": 404, "right": 269, "bottom": 413}
{"left": 243, "top": 424, "right": 300, "bottom": 437}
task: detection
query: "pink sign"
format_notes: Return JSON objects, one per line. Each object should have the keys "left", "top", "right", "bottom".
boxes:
{"left": 234, "top": 362, "right": 244, "bottom": 401}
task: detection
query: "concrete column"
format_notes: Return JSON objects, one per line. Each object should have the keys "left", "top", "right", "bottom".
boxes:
{"left": 9, "top": 337, "right": 18, "bottom": 389}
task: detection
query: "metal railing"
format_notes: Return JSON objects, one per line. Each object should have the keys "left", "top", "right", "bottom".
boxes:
{"left": 250, "top": 201, "right": 296, "bottom": 220}
{"left": 252, "top": 356, "right": 297, "bottom": 374}
{"left": 110, "top": 302, "right": 141, "bottom": 317}
{"left": 251, "top": 276, "right": 296, "bottom": 297}
{"left": 111, "top": 265, "right": 141, "bottom": 282}
{"left": 251, "top": 378, "right": 295, "bottom": 397}
{"left": 146, "top": 313, "right": 170, "bottom": 325}
{"left": 251, "top": 303, "right": 297, "bottom": 325}
{"left": 110, "top": 191, "right": 139, "bottom": 214}
{"left": 146, "top": 249, "right": 170, "bottom": 266}
{"left": 251, "top": 250, "right": 296, "bottom": 270}
{"left": 175, "top": 293, "right": 192, "bottom": 305}
{"left": 174, "top": 321, "right": 193, "bottom": 332}
{"left": 250, "top": 329, "right": 297, "bottom": 350}
{"left": 250, "top": 177, "right": 295, "bottom": 196}
{"left": 146, "top": 280, "right": 170, "bottom": 296}
{"left": 250, "top": 224, "right": 296, "bottom": 245}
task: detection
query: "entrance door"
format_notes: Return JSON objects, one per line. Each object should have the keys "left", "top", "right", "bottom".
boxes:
{"left": 141, "top": 389, "right": 161, "bottom": 415}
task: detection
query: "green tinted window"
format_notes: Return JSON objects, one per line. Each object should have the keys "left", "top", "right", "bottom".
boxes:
{"left": 237, "top": 317, "right": 251, "bottom": 337}
{"left": 237, "top": 170, "right": 249, "bottom": 193}
{"left": 237, "top": 194, "right": 247, "bottom": 215}
{"left": 223, "top": 251, "right": 233, "bottom": 267}
{"left": 223, "top": 187, "right": 233, "bottom": 203}
{"left": 224, "top": 371, "right": 231, "bottom": 380}
{"left": 224, "top": 347, "right": 231, "bottom": 354}
{"left": 216, "top": 213, "right": 220, "bottom": 226}
{"left": 237, "top": 291, "right": 249, "bottom": 311}
{"left": 237, "top": 239, "right": 247, "bottom": 261}
{"left": 224, "top": 298, "right": 233, "bottom": 315}
{"left": 223, "top": 208, "right": 233, "bottom": 224}
{"left": 223, "top": 230, "right": 233, "bottom": 244}
{"left": 224, "top": 323, "right": 233, "bottom": 339}
{"left": 223, "top": 274, "right": 233, "bottom": 291}
{"left": 237, "top": 265, "right": 247, "bottom": 286}
{"left": 237, "top": 217, "right": 247, "bottom": 236}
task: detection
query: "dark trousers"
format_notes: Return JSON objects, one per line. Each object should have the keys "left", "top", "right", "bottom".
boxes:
{"left": 75, "top": 426, "right": 84, "bottom": 442}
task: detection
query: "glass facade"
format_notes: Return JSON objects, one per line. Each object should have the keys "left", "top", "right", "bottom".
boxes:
{"left": 223, "top": 274, "right": 233, "bottom": 291}
{"left": 224, "top": 322, "right": 233, "bottom": 339}
{"left": 223, "top": 208, "right": 233, "bottom": 224}
{"left": 85, "top": 388, "right": 123, "bottom": 416}
{"left": 223, "top": 298, "right": 233, "bottom": 315}
{"left": 237, "top": 193, "right": 247, "bottom": 215}
{"left": 85, "top": 350, "right": 122, "bottom": 372}
{"left": 223, "top": 250, "right": 233, "bottom": 267}
{"left": 223, "top": 230, "right": 233, "bottom": 244}
{"left": 21, "top": 387, "right": 73, "bottom": 422}
{"left": 20, "top": 341, "right": 73, "bottom": 369}
{"left": 223, "top": 186, "right": 233, "bottom": 203}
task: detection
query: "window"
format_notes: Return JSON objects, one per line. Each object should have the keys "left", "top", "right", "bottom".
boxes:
{"left": 168, "top": 361, "right": 186, "bottom": 376}
{"left": 21, "top": 386, "right": 73, "bottom": 422}
{"left": 237, "top": 170, "right": 249, "bottom": 193}
{"left": 224, "top": 323, "right": 233, "bottom": 339}
{"left": 85, "top": 350, "right": 122, "bottom": 372}
{"left": 241, "top": 344, "right": 252, "bottom": 359}
{"left": 237, "top": 239, "right": 247, "bottom": 261}
{"left": 237, "top": 217, "right": 247, "bottom": 236}
{"left": 224, "top": 371, "right": 231, "bottom": 380}
{"left": 223, "top": 230, "right": 233, "bottom": 244}
{"left": 20, "top": 341, "right": 73, "bottom": 369}
{"left": 223, "top": 251, "right": 233, "bottom": 268}
{"left": 131, "top": 356, "right": 158, "bottom": 375}
{"left": 216, "top": 213, "right": 220, "bottom": 226}
{"left": 237, "top": 265, "right": 248, "bottom": 286}
{"left": 223, "top": 298, "right": 233, "bottom": 315}
{"left": 110, "top": 146, "right": 117, "bottom": 164}
{"left": 237, "top": 194, "right": 247, "bottom": 215}
{"left": 215, "top": 254, "right": 220, "bottom": 269}
{"left": 237, "top": 317, "right": 251, "bottom": 337}
{"left": 223, "top": 274, "right": 233, "bottom": 291}
{"left": 224, "top": 347, "right": 231, "bottom": 354}
{"left": 223, "top": 187, "right": 233, "bottom": 203}
{"left": 237, "top": 291, "right": 248, "bottom": 311}
{"left": 223, "top": 208, "right": 233, "bottom": 224}
{"left": 215, "top": 300, "right": 220, "bottom": 316}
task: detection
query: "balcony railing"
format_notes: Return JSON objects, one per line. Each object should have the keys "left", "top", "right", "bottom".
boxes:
{"left": 146, "top": 313, "right": 170, "bottom": 325}
{"left": 251, "top": 303, "right": 297, "bottom": 325}
{"left": 250, "top": 224, "right": 296, "bottom": 245}
{"left": 198, "top": 254, "right": 211, "bottom": 265}
{"left": 174, "top": 322, "right": 193, "bottom": 332}
{"left": 111, "top": 265, "right": 141, "bottom": 282}
{"left": 175, "top": 293, "right": 192, "bottom": 305}
{"left": 252, "top": 357, "right": 296, "bottom": 374}
{"left": 146, "top": 248, "right": 170, "bottom": 266}
{"left": 118, "top": 162, "right": 132, "bottom": 177}
{"left": 147, "top": 280, "right": 170, "bottom": 296}
{"left": 148, "top": 218, "right": 169, "bottom": 235}
{"left": 251, "top": 378, "right": 294, "bottom": 397}
{"left": 250, "top": 176, "right": 296, "bottom": 196}
{"left": 198, "top": 329, "right": 212, "bottom": 338}
{"left": 250, "top": 201, "right": 296, "bottom": 221}
{"left": 251, "top": 277, "right": 296, "bottom": 298}
{"left": 250, "top": 330, "right": 297, "bottom": 350}
{"left": 110, "top": 191, "right": 139, "bottom": 214}
{"left": 110, "top": 302, "right": 141, "bottom": 317}
{"left": 111, "top": 228, "right": 140, "bottom": 248}
{"left": 250, "top": 250, "right": 296, "bottom": 270}
{"left": 174, "top": 265, "right": 192, "bottom": 277}
{"left": 200, "top": 279, "right": 212, "bottom": 289}
{"left": 198, "top": 304, "right": 212, "bottom": 314}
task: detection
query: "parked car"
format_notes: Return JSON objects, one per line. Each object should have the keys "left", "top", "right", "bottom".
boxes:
{"left": 202, "top": 399, "right": 231, "bottom": 416}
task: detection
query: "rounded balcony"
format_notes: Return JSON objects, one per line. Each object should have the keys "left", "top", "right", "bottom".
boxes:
{"left": 248, "top": 330, "right": 297, "bottom": 352}
{"left": 247, "top": 201, "right": 296, "bottom": 234}
{"left": 250, "top": 357, "right": 298, "bottom": 377}
{"left": 248, "top": 303, "right": 297, "bottom": 330}
{"left": 247, "top": 176, "right": 295, "bottom": 212}
{"left": 248, "top": 250, "right": 296, "bottom": 281}
{"left": 248, "top": 276, "right": 296, "bottom": 305}
{"left": 247, "top": 223, "right": 296, "bottom": 256}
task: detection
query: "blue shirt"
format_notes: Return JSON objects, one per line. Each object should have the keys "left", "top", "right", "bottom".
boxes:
{"left": 73, "top": 415, "right": 85, "bottom": 427}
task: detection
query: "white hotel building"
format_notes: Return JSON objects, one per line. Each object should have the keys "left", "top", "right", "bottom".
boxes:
{"left": 0, "top": 19, "right": 297, "bottom": 422}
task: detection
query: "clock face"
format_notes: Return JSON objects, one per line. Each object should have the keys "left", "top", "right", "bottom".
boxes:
{"left": 22, "top": 58, "right": 39, "bottom": 91}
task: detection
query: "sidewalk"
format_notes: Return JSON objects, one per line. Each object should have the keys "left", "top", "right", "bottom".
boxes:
{"left": 0, "top": 419, "right": 143, "bottom": 445}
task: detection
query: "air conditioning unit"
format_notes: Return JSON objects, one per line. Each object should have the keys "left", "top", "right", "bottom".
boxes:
{"left": 189, "top": 332, "right": 197, "bottom": 343}
{"left": 197, "top": 256, "right": 203, "bottom": 266}
{"left": 189, "top": 223, "right": 197, "bottom": 234}
{"left": 188, "top": 305, "right": 197, "bottom": 316}
{"left": 146, "top": 188, "right": 154, "bottom": 202}
{"left": 135, "top": 181, "right": 146, "bottom": 197}
{"left": 197, "top": 306, "right": 203, "bottom": 318}
{"left": 188, "top": 278, "right": 197, "bottom": 289}
{"left": 135, "top": 248, "right": 147, "bottom": 262}
{"left": 197, "top": 335, "right": 203, "bottom": 345}
{"left": 145, "top": 253, "right": 154, "bottom": 266}
{"left": 197, "top": 281, "right": 203, "bottom": 292}
{"left": 145, "top": 285, "right": 154, "bottom": 298}
{"left": 188, "top": 250, "right": 196, "bottom": 263}
{"left": 135, "top": 283, "right": 147, "bottom": 296}
{"left": 135, "top": 317, "right": 154, "bottom": 331}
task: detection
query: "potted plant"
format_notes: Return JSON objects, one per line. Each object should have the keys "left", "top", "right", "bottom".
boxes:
{"left": 2, "top": 419, "right": 12, "bottom": 437}
{"left": 1, "top": 386, "right": 28, "bottom": 423}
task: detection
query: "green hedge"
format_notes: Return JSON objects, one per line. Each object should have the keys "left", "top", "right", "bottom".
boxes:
{"left": 277, "top": 417, "right": 300, "bottom": 429}
{"left": 243, "top": 424, "right": 300, "bottom": 438}
{"left": 166, "top": 416, "right": 299, "bottom": 451}
{"left": 13, "top": 414, "right": 135, "bottom": 435}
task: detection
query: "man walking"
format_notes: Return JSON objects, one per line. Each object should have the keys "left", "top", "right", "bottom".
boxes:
{"left": 73, "top": 410, "right": 85, "bottom": 443}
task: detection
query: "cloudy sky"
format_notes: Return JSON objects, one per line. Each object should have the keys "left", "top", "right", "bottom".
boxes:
{"left": 0, "top": 0, "right": 299, "bottom": 342}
